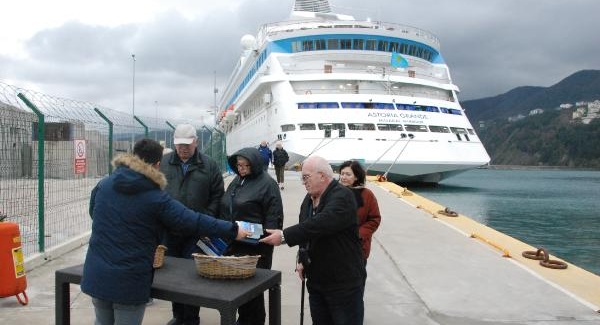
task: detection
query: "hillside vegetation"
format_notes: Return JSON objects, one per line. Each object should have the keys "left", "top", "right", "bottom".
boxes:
{"left": 464, "top": 70, "right": 600, "bottom": 168}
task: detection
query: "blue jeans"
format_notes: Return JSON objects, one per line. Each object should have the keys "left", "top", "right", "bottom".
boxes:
{"left": 92, "top": 297, "right": 146, "bottom": 325}
{"left": 308, "top": 284, "right": 364, "bottom": 325}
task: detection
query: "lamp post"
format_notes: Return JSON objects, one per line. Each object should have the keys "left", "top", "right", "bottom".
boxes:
{"left": 154, "top": 100, "right": 158, "bottom": 140}
{"left": 131, "top": 54, "right": 136, "bottom": 149}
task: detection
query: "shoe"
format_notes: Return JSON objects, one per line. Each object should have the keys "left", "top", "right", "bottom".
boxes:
{"left": 280, "top": 185, "right": 284, "bottom": 190}
{"left": 166, "top": 319, "right": 182, "bottom": 325}
{"left": 146, "top": 298, "right": 154, "bottom": 306}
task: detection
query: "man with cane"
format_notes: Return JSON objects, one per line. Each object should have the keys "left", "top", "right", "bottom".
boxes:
{"left": 261, "top": 156, "right": 366, "bottom": 325}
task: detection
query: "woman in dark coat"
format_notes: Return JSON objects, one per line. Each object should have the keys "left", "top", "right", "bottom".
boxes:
{"left": 220, "top": 147, "right": 284, "bottom": 325}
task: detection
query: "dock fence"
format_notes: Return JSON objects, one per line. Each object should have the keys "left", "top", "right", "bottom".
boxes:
{"left": 0, "top": 81, "right": 225, "bottom": 258}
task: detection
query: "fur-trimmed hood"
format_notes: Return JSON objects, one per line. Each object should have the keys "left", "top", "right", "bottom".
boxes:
{"left": 111, "top": 153, "right": 167, "bottom": 191}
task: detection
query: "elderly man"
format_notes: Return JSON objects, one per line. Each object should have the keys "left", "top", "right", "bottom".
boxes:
{"left": 160, "top": 124, "right": 225, "bottom": 325}
{"left": 261, "top": 156, "right": 366, "bottom": 325}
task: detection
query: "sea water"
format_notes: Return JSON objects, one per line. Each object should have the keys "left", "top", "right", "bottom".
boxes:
{"left": 411, "top": 168, "right": 600, "bottom": 276}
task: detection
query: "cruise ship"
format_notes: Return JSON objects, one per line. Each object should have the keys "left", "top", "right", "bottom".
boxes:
{"left": 217, "top": 0, "right": 490, "bottom": 183}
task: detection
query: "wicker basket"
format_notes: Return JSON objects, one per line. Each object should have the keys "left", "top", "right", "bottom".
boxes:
{"left": 153, "top": 245, "right": 168, "bottom": 269}
{"left": 192, "top": 253, "right": 260, "bottom": 279}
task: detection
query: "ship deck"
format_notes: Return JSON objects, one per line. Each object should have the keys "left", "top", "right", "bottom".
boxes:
{"left": 2, "top": 169, "right": 599, "bottom": 324}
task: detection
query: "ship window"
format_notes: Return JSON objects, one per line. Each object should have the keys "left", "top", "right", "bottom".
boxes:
{"left": 281, "top": 124, "right": 296, "bottom": 132}
{"left": 369, "top": 102, "right": 395, "bottom": 109}
{"left": 428, "top": 125, "right": 450, "bottom": 133}
{"left": 408, "top": 44, "right": 417, "bottom": 56}
{"left": 302, "top": 40, "right": 314, "bottom": 51}
{"left": 397, "top": 104, "right": 416, "bottom": 111}
{"left": 299, "top": 123, "right": 316, "bottom": 130}
{"left": 404, "top": 124, "right": 428, "bottom": 132}
{"left": 315, "top": 39, "right": 326, "bottom": 50}
{"left": 340, "top": 39, "right": 352, "bottom": 49}
{"left": 467, "top": 128, "right": 475, "bottom": 135}
{"left": 389, "top": 41, "right": 400, "bottom": 52}
{"left": 450, "top": 127, "right": 467, "bottom": 134}
{"left": 291, "top": 41, "right": 302, "bottom": 52}
{"left": 399, "top": 43, "right": 409, "bottom": 54}
{"left": 377, "top": 124, "right": 404, "bottom": 131}
{"left": 327, "top": 39, "right": 339, "bottom": 49}
{"left": 318, "top": 123, "right": 346, "bottom": 130}
{"left": 348, "top": 123, "right": 375, "bottom": 131}
{"left": 316, "top": 102, "right": 340, "bottom": 109}
{"left": 448, "top": 108, "right": 463, "bottom": 115}
{"left": 298, "top": 103, "right": 318, "bottom": 109}
{"left": 439, "top": 107, "right": 449, "bottom": 113}
{"left": 353, "top": 39, "right": 364, "bottom": 50}
{"left": 341, "top": 102, "right": 365, "bottom": 108}
{"left": 365, "top": 40, "right": 377, "bottom": 50}
{"left": 377, "top": 41, "right": 388, "bottom": 51}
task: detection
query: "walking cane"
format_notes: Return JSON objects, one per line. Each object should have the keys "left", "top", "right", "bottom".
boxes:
{"left": 300, "top": 277, "right": 306, "bottom": 325}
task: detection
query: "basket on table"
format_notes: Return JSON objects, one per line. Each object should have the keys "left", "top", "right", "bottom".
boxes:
{"left": 192, "top": 253, "right": 260, "bottom": 279}
{"left": 153, "top": 245, "right": 168, "bottom": 269}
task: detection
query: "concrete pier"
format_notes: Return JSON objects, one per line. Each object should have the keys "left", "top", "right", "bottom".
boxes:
{"left": 1, "top": 170, "right": 599, "bottom": 324}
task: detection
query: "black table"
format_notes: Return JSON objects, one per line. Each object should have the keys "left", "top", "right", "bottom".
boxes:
{"left": 55, "top": 257, "right": 281, "bottom": 325}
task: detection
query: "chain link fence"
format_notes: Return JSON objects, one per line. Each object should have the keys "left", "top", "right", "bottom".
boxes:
{"left": 0, "top": 81, "right": 225, "bottom": 259}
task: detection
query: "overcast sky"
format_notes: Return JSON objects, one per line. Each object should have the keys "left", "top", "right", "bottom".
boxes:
{"left": 1, "top": 0, "right": 599, "bottom": 124}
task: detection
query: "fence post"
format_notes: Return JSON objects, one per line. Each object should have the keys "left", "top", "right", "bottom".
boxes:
{"left": 134, "top": 116, "right": 148, "bottom": 137}
{"left": 93, "top": 108, "right": 114, "bottom": 174}
{"left": 17, "top": 93, "right": 45, "bottom": 253}
{"left": 213, "top": 128, "right": 226, "bottom": 173}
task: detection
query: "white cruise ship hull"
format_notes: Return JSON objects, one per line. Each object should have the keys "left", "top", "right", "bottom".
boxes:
{"left": 217, "top": 1, "right": 490, "bottom": 184}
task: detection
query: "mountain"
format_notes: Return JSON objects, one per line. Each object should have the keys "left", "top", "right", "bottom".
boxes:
{"left": 462, "top": 70, "right": 600, "bottom": 123}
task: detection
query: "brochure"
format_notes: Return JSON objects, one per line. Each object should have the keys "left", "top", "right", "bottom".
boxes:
{"left": 196, "top": 237, "right": 229, "bottom": 256}
{"left": 236, "top": 221, "right": 264, "bottom": 245}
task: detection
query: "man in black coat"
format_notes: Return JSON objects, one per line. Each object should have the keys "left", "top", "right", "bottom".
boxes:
{"left": 160, "top": 124, "right": 225, "bottom": 325}
{"left": 261, "top": 155, "right": 366, "bottom": 325}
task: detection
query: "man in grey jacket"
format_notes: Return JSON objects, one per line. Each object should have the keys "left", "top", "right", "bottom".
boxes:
{"left": 160, "top": 124, "right": 225, "bottom": 325}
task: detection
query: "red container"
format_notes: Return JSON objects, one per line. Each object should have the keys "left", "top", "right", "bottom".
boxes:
{"left": 0, "top": 222, "right": 28, "bottom": 305}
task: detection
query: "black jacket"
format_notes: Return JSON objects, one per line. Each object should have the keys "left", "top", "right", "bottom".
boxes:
{"left": 272, "top": 148, "right": 289, "bottom": 167}
{"left": 284, "top": 179, "right": 366, "bottom": 292}
{"left": 160, "top": 150, "right": 224, "bottom": 217}
{"left": 221, "top": 147, "right": 283, "bottom": 230}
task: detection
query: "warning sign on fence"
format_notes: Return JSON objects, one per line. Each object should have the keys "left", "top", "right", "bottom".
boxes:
{"left": 74, "top": 139, "right": 86, "bottom": 175}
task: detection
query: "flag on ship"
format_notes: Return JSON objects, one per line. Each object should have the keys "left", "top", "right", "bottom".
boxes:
{"left": 391, "top": 52, "right": 409, "bottom": 68}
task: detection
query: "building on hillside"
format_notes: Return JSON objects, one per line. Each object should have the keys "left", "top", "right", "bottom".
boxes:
{"left": 560, "top": 103, "right": 573, "bottom": 109}
{"left": 529, "top": 108, "right": 544, "bottom": 115}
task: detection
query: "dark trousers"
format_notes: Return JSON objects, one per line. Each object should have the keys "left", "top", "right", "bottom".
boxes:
{"left": 274, "top": 165, "right": 285, "bottom": 184}
{"left": 307, "top": 283, "right": 365, "bottom": 325}
{"left": 227, "top": 242, "right": 274, "bottom": 325}
{"left": 163, "top": 234, "right": 202, "bottom": 325}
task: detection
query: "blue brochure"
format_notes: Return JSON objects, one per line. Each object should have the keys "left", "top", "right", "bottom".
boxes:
{"left": 236, "top": 221, "right": 264, "bottom": 245}
{"left": 196, "top": 237, "right": 229, "bottom": 256}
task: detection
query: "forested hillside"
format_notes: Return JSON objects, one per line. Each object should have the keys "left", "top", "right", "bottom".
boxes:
{"left": 464, "top": 69, "right": 600, "bottom": 168}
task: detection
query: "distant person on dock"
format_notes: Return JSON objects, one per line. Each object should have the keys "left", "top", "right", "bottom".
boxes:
{"left": 338, "top": 160, "right": 381, "bottom": 262}
{"left": 81, "top": 138, "right": 248, "bottom": 325}
{"left": 260, "top": 155, "right": 366, "bottom": 325}
{"left": 160, "top": 123, "right": 225, "bottom": 325}
{"left": 272, "top": 141, "right": 289, "bottom": 190}
{"left": 220, "top": 147, "right": 284, "bottom": 325}
{"left": 257, "top": 140, "right": 272, "bottom": 171}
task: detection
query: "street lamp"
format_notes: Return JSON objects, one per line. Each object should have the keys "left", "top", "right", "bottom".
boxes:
{"left": 131, "top": 54, "right": 136, "bottom": 149}
{"left": 154, "top": 100, "right": 158, "bottom": 140}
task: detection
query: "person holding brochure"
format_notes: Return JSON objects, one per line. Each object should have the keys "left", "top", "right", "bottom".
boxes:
{"left": 81, "top": 138, "right": 249, "bottom": 325}
{"left": 260, "top": 156, "right": 366, "bottom": 325}
{"left": 160, "top": 123, "right": 225, "bottom": 325}
{"left": 220, "top": 147, "right": 284, "bottom": 325}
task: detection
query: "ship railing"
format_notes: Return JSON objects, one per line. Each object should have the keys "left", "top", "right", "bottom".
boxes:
{"left": 256, "top": 20, "right": 440, "bottom": 48}
{"left": 282, "top": 65, "right": 451, "bottom": 84}
{"left": 292, "top": 87, "right": 450, "bottom": 101}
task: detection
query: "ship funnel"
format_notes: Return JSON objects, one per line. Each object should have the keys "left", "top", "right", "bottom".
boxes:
{"left": 293, "top": 0, "right": 332, "bottom": 13}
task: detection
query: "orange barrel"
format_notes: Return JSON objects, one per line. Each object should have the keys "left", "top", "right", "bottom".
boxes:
{"left": 0, "top": 222, "right": 29, "bottom": 305}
